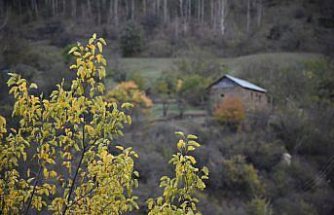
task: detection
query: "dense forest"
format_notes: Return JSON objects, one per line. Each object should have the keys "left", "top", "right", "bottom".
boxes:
{"left": 1, "top": 0, "right": 334, "bottom": 56}
{"left": 1, "top": 1, "right": 334, "bottom": 215}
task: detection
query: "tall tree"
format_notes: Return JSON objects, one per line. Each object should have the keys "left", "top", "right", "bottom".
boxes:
{"left": 220, "top": 0, "right": 228, "bottom": 36}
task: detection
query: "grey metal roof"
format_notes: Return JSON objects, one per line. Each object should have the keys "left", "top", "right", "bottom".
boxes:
{"left": 225, "top": 74, "right": 267, "bottom": 93}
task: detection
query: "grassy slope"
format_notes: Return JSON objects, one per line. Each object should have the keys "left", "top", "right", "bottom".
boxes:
{"left": 118, "top": 52, "right": 323, "bottom": 81}
{"left": 31, "top": 41, "right": 322, "bottom": 81}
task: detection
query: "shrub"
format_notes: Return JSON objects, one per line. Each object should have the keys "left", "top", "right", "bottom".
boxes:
{"left": 246, "top": 198, "right": 273, "bottom": 215}
{"left": 221, "top": 155, "right": 265, "bottom": 198}
{"left": 178, "top": 74, "right": 211, "bottom": 106}
{"left": 213, "top": 97, "right": 246, "bottom": 131}
{"left": 105, "top": 80, "right": 153, "bottom": 111}
{"left": 147, "top": 132, "right": 209, "bottom": 214}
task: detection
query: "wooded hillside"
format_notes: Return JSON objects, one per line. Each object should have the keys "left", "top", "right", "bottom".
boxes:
{"left": 1, "top": 0, "right": 333, "bottom": 56}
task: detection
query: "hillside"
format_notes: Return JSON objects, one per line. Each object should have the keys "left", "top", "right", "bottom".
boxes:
{"left": 0, "top": 0, "right": 333, "bottom": 58}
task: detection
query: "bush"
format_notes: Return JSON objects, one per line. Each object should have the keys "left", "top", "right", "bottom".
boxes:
{"left": 179, "top": 74, "right": 211, "bottom": 106}
{"left": 246, "top": 198, "right": 273, "bottom": 215}
{"left": 221, "top": 155, "right": 265, "bottom": 198}
{"left": 213, "top": 97, "right": 246, "bottom": 131}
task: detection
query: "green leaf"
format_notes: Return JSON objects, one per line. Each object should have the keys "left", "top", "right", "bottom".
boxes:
{"left": 175, "top": 131, "right": 185, "bottom": 138}
{"left": 187, "top": 134, "right": 198, "bottom": 140}
{"left": 202, "top": 166, "right": 209, "bottom": 175}
{"left": 188, "top": 140, "right": 201, "bottom": 148}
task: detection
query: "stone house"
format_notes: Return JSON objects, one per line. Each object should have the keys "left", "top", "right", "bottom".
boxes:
{"left": 208, "top": 74, "right": 268, "bottom": 112}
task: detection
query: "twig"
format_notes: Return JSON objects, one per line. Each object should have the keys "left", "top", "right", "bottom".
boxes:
{"left": 24, "top": 165, "right": 42, "bottom": 215}
{"left": 62, "top": 119, "right": 86, "bottom": 215}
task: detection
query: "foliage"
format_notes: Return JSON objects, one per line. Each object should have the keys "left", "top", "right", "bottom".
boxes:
{"left": 147, "top": 132, "right": 209, "bottom": 215}
{"left": 120, "top": 22, "right": 144, "bottom": 57}
{"left": 153, "top": 74, "right": 178, "bottom": 117}
{"left": 178, "top": 74, "right": 211, "bottom": 107}
{"left": 221, "top": 155, "right": 264, "bottom": 198}
{"left": 213, "top": 97, "right": 246, "bottom": 131}
{"left": 105, "top": 80, "right": 153, "bottom": 111}
{"left": 0, "top": 34, "right": 139, "bottom": 214}
{"left": 306, "top": 59, "right": 334, "bottom": 104}
{"left": 246, "top": 198, "right": 273, "bottom": 215}
{"left": 128, "top": 72, "right": 146, "bottom": 90}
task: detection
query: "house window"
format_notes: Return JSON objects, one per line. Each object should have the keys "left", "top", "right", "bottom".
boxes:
{"left": 221, "top": 93, "right": 225, "bottom": 98}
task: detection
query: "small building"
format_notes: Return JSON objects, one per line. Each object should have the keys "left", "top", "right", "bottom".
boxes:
{"left": 208, "top": 74, "right": 268, "bottom": 112}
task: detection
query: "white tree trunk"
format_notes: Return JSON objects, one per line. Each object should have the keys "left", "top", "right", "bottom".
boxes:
{"left": 220, "top": 0, "right": 228, "bottom": 36}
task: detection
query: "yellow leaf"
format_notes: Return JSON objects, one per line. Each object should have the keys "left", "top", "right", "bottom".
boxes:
{"left": 99, "top": 38, "right": 107, "bottom": 45}
{"left": 68, "top": 46, "right": 78, "bottom": 54}
{"left": 116, "top": 145, "right": 124, "bottom": 151}
{"left": 187, "top": 155, "right": 196, "bottom": 164}
{"left": 29, "top": 83, "right": 38, "bottom": 89}
{"left": 85, "top": 125, "right": 95, "bottom": 136}
{"left": 97, "top": 42, "right": 103, "bottom": 53}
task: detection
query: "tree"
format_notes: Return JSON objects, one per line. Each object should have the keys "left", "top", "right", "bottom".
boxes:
{"left": 153, "top": 74, "right": 177, "bottom": 117}
{"left": 147, "top": 132, "right": 209, "bottom": 214}
{"left": 178, "top": 74, "right": 210, "bottom": 107}
{"left": 120, "top": 21, "right": 144, "bottom": 57}
{"left": 0, "top": 34, "right": 209, "bottom": 215}
{"left": 0, "top": 34, "right": 139, "bottom": 214}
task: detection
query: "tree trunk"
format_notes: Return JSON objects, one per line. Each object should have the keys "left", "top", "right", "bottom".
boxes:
{"left": 71, "top": 0, "right": 76, "bottom": 19}
{"left": 220, "top": 0, "right": 228, "bottom": 36}
{"left": 108, "top": 0, "right": 113, "bottom": 24}
{"left": 157, "top": 0, "right": 160, "bottom": 16}
{"left": 114, "top": 0, "right": 119, "bottom": 27}
{"left": 97, "top": 0, "right": 102, "bottom": 25}
{"left": 162, "top": 102, "right": 169, "bottom": 117}
{"left": 131, "top": 0, "right": 135, "bottom": 20}
{"left": 246, "top": 0, "right": 251, "bottom": 34}
{"left": 179, "top": 0, "right": 183, "bottom": 19}
{"left": 210, "top": 0, "right": 214, "bottom": 27}
{"left": 143, "top": 0, "right": 146, "bottom": 15}
{"left": 51, "top": 0, "right": 56, "bottom": 16}
{"left": 201, "top": 0, "right": 205, "bottom": 23}
{"left": 31, "top": 0, "right": 39, "bottom": 18}
{"left": 62, "top": 0, "right": 66, "bottom": 17}
{"left": 87, "top": 0, "right": 92, "bottom": 17}
{"left": 163, "top": 0, "right": 168, "bottom": 23}
{"left": 257, "top": 0, "right": 262, "bottom": 27}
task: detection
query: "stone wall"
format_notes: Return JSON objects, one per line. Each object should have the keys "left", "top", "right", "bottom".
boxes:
{"left": 209, "top": 86, "right": 268, "bottom": 112}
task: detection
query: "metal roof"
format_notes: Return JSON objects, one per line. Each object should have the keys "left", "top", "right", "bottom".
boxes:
{"left": 225, "top": 74, "right": 267, "bottom": 93}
